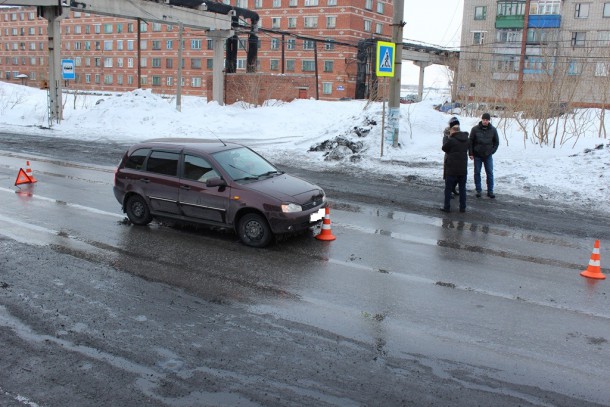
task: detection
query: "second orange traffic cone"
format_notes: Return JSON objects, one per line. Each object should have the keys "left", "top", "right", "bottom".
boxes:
{"left": 580, "top": 240, "right": 604, "bottom": 280}
{"left": 316, "top": 206, "right": 336, "bottom": 241}
{"left": 25, "top": 160, "right": 37, "bottom": 183}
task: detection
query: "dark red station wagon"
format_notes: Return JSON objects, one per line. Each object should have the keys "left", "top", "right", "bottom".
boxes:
{"left": 113, "top": 139, "right": 327, "bottom": 247}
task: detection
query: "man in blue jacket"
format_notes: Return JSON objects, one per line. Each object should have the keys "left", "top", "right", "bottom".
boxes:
{"left": 469, "top": 113, "right": 499, "bottom": 198}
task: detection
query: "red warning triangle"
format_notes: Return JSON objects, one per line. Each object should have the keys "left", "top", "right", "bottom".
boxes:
{"left": 15, "top": 168, "right": 33, "bottom": 186}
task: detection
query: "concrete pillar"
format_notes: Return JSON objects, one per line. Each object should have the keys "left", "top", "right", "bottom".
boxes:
{"left": 42, "top": 6, "right": 67, "bottom": 123}
{"left": 208, "top": 30, "right": 232, "bottom": 105}
{"left": 413, "top": 61, "right": 432, "bottom": 102}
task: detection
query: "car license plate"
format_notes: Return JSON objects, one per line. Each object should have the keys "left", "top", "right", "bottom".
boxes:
{"left": 309, "top": 208, "right": 325, "bottom": 222}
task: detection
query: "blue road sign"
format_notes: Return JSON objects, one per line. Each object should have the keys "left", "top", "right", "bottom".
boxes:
{"left": 62, "top": 59, "right": 75, "bottom": 80}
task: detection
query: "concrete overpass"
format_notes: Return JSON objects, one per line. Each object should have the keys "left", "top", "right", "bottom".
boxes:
{"left": 401, "top": 41, "right": 459, "bottom": 101}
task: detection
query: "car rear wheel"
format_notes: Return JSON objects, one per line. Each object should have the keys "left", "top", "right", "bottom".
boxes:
{"left": 125, "top": 195, "right": 153, "bottom": 225}
{"left": 238, "top": 213, "right": 272, "bottom": 248}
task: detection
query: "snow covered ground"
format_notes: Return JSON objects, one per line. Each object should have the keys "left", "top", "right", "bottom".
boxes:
{"left": 0, "top": 81, "right": 608, "bottom": 213}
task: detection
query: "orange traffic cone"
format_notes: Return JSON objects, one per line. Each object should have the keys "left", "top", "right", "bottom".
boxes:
{"left": 580, "top": 240, "right": 604, "bottom": 280}
{"left": 316, "top": 206, "right": 336, "bottom": 241}
{"left": 25, "top": 161, "right": 37, "bottom": 183}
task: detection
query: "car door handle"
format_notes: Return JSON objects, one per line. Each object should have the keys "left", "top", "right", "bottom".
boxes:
{"left": 180, "top": 185, "right": 191, "bottom": 190}
{"left": 139, "top": 178, "right": 150, "bottom": 183}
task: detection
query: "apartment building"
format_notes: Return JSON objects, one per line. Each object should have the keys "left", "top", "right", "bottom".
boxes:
{"left": 457, "top": 0, "right": 610, "bottom": 108}
{"left": 0, "top": 0, "right": 392, "bottom": 101}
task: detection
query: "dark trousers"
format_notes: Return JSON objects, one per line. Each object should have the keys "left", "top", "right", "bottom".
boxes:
{"left": 444, "top": 175, "right": 467, "bottom": 210}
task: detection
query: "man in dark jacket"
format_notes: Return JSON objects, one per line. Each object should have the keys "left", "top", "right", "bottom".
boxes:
{"left": 469, "top": 112, "right": 499, "bottom": 198}
{"left": 441, "top": 121, "right": 469, "bottom": 213}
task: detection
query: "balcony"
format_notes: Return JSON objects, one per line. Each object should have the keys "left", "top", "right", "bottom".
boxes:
{"left": 496, "top": 15, "right": 525, "bottom": 29}
{"left": 528, "top": 14, "right": 561, "bottom": 29}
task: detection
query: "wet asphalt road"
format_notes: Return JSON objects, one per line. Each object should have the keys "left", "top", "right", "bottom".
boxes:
{"left": 1, "top": 132, "right": 610, "bottom": 406}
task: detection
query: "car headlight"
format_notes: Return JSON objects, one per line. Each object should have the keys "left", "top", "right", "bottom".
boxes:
{"left": 281, "top": 203, "right": 302, "bottom": 213}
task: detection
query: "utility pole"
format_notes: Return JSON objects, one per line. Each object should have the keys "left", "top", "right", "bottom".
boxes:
{"left": 176, "top": 21, "right": 183, "bottom": 112}
{"left": 388, "top": 0, "right": 405, "bottom": 148}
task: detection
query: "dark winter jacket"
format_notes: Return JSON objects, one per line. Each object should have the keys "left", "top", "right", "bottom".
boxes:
{"left": 469, "top": 122, "right": 499, "bottom": 158}
{"left": 442, "top": 130, "right": 469, "bottom": 177}
{"left": 442, "top": 127, "right": 451, "bottom": 178}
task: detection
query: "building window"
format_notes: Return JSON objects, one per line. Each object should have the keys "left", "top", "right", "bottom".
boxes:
{"left": 236, "top": 0, "right": 247, "bottom": 7}
{"left": 127, "top": 58, "right": 134, "bottom": 68}
{"left": 117, "top": 75, "right": 123, "bottom": 85}
{"left": 152, "top": 76, "right": 161, "bottom": 86}
{"left": 303, "top": 39, "right": 315, "bottom": 50}
{"left": 128, "top": 76, "right": 134, "bottom": 85}
{"left": 104, "top": 75, "right": 113, "bottom": 85}
{"left": 493, "top": 54, "right": 519, "bottom": 72}
{"left": 568, "top": 60, "right": 582, "bottom": 75}
{"left": 375, "top": 23, "right": 383, "bottom": 34}
{"left": 322, "top": 82, "right": 332, "bottom": 95}
{"left": 574, "top": 3, "right": 589, "bottom": 18}
{"left": 286, "top": 59, "right": 295, "bottom": 71}
{"left": 117, "top": 58, "right": 123, "bottom": 67}
{"left": 474, "top": 6, "right": 486, "bottom": 20}
{"left": 364, "top": 0, "right": 372, "bottom": 10}
{"left": 94, "top": 24, "right": 100, "bottom": 34}
{"left": 302, "top": 60, "right": 315, "bottom": 71}
{"left": 85, "top": 74, "right": 90, "bottom": 83}
{"left": 571, "top": 31, "right": 586, "bottom": 47}
{"left": 272, "top": 17, "right": 281, "bottom": 28}
{"left": 287, "top": 39, "right": 296, "bottom": 49}
{"left": 117, "top": 24, "right": 123, "bottom": 33}
{"left": 117, "top": 40, "right": 123, "bottom": 50}
{"left": 288, "top": 17, "right": 297, "bottom": 28}
{"left": 167, "top": 40, "right": 174, "bottom": 50}
{"left": 604, "top": 3, "right": 610, "bottom": 17}
{"left": 191, "top": 58, "right": 202, "bottom": 69}
{"left": 140, "top": 21, "right": 147, "bottom": 32}
{"left": 191, "top": 77, "right": 202, "bottom": 87}
{"left": 270, "top": 59, "right": 279, "bottom": 70}
{"left": 473, "top": 31, "right": 486, "bottom": 45}
{"left": 376, "top": 2, "right": 384, "bottom": 14}
{"left": 94, "top": 57, "right": 101, "bottom": 67}
{"left": 95, "top": 74, "right": 101, "bottom": 84}
{"left": 255, "top": 0, "right": 263, "bottom": 8}
{"left": 326, "top": 16, "right": 336, "bottom": 28}
{"left": 364, "top": 20, "right": 372, "bottom": 32}
{"left": 289, "top": 0, "right": 297, "bottom": 6}
{"left": 271, "top": 38, "right": 279, "bottom": 50}
{"left": 304, "top": 16, "right": 318, "bottom": 28}
{"left": 127, "top": 40, "right": 134, "bottom": 51}
{"left": 599, "top": 31, "right": 610, "bottom": 46}
{"left": 273, "top": 0, "right": 281, "bottom": 7}
{"left": 595, "top": 62, "right": 609, "bottom": 76}
{"left": 104, "top": 23, "right": 113, "bottom": 33}
{"left": 496, "top": 29, "right": 521, "bottom": 43}
{"left": 191, "top": 39, "right": 202, "bottom": 49}
{"left": 324, "top": 39, "right": 335, "bottom": 50}
{"left": 207, "top": 59, "right": 213, "bottom": 69}
{"left": 497, "top": 1, "right": 525, "bottom": 16}
{"left": 152, "top": 58, "right": 161, "bottom": 68}
{"left": 327, "top": 0, "right": 336, "bottom": 5}
{"left": 304, "top": 0, "right": 318, "bottom": 5}
{"left": 152, "top": 41, "right": 161, "bottom": 50}
{"left": 128, "top": 23, "right": 134, "bottom": 33}
{"left": 152, "top": 22, "right": 162, "bottom": 31}
{"left": 140, "top": 58, "right": 147, "bottom": 67}
{"left": 166, "top": 58, "right": 173, "bottom": 68}
{"left": 323, "top": 60, "right": 333, "bottom": 72}
{"left": 74, "top": 26, "right": 81, "bottom": 34}
{"left": 530, "top": 0, "right": 560, "bottom": 15}
{"left": 104, "top": 57, "right": 113, "bottom": 68}
{"left": 140, "top": 40, "right": 148, "bottom": 50}
{"left": 167, "top": 76, "right": 173, "bottom": 86}
{"left": 104, "top": 40, "right": 113, "bottom": 51}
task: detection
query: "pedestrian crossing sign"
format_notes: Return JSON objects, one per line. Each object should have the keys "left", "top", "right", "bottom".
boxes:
{"left": 376, "top": 41, "right": 395, "bottom": 77}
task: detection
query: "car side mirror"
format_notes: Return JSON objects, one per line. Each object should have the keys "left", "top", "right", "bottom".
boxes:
{"left": 206, "top": 177, "right": 226, "bottom": 188}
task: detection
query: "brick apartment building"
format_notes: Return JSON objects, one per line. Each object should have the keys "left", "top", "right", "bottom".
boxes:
{"left": 0, "top": 0, "right": 393, "bottom": 101}
{"left": 457, "top": 0, "right": 610, "bottom": 108}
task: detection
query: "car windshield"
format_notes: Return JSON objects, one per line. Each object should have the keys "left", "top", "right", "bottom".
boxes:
{"left": 212, "top": 147, "right": 280, "bottom": 181}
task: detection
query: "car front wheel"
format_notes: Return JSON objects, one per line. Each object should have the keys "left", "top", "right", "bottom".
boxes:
{"left": 125, "top": 195, "right": 153, "bottom": 225}
{"left": 238, "top": 213, "right": 272, "bottom": 248}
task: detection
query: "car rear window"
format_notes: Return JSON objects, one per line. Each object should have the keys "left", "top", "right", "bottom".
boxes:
{"left": 125, "top": 148, "right": 150, "bottom": 170}
{"left": 146, "top": 151, "right": 179, "bottom": 176}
